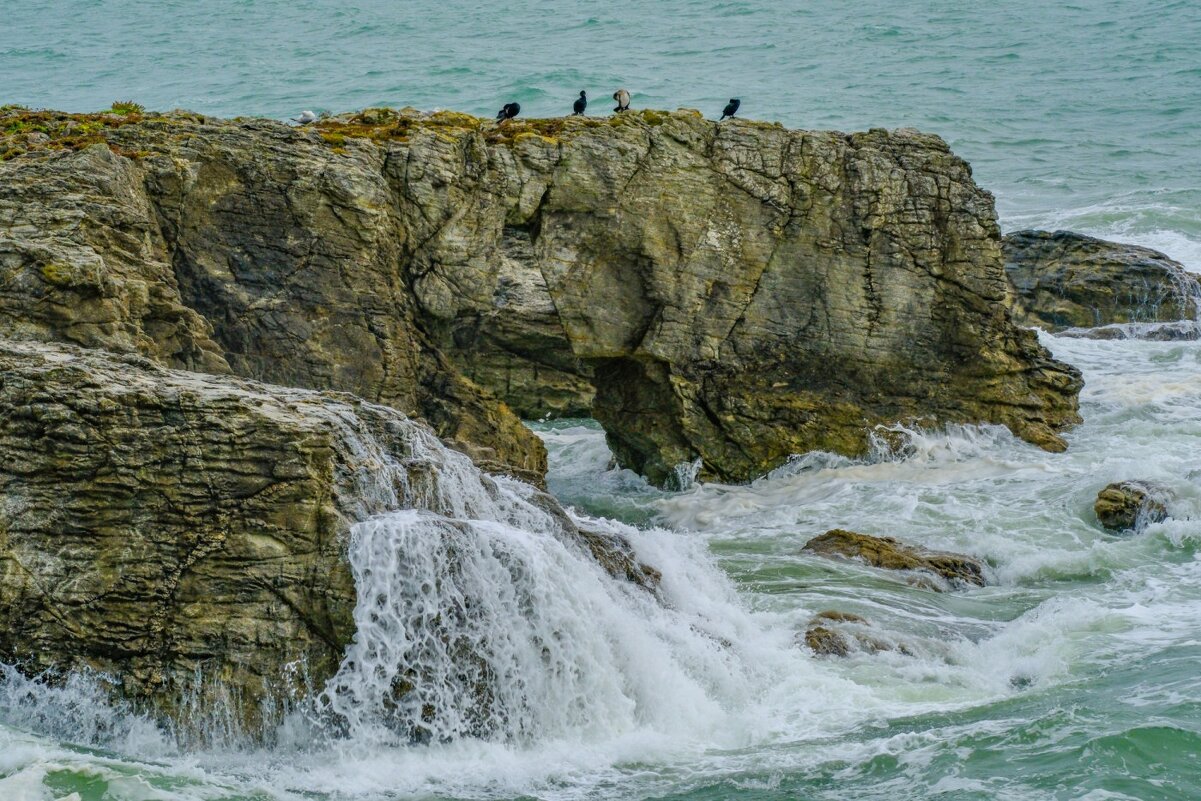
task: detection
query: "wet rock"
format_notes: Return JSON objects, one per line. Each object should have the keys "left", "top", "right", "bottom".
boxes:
{"left": 0, "top": 338, "right": 633, "bottom": 733}
{"left": 801, "top": 610, "right": 907, "bottom": 657}
{"left": 802, "top": 529, "right": 986, "bottom": 589}
{"left": 1004, "top": 230, "right": 1201, "bottom": 331}
{"left": 576, "top": 527, "right": 663, "bottom": 593}
{"left": 1094, "top": 480, "right": 1170, "bottom": 531}
{"left": 804, "top": 625, "right": 851, "bottom": 657}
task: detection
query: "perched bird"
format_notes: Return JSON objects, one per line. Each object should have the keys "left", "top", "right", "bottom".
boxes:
{"left": 496, "top": 102, "right": 521, "bottom": 122}
{"left": 573, "top": 90, "right": 587, "bottom": 116}
{"left": 720, "top": 98, "right": 741, "bottom": 120}
{"left": 612, "top": 88, "right": 631, "bottom": 113}
{"left": 292, "top": 110, "right": 317, "bottom": 125}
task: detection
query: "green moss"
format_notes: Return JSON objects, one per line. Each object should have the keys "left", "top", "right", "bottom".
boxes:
{"left": 40, "top": 263, "right": 75, "bottom": 286}
{"left": 109, "top": 100, "right": 144, "bottom": 116}
{"left": 0, "top": 108, "right": 148, "bottom": 158}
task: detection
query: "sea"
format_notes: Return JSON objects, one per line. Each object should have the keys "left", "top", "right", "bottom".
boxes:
{"left": 2, "top": 1, "right": 1200, "bottom": 799}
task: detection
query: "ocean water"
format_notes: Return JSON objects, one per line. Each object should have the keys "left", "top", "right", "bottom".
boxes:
{"left": 3, "top": 1, "right": 1201, "bottom": 800}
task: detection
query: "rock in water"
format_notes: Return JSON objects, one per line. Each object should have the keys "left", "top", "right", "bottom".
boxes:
{"left": 0, "top": 108, "right": 1081, "bottom": 486}
{"left": 802, "top": 529, "right": 986, "bottom": 589}
{"left": 1094, "top": 481, "right": 1170, "bottom": 531}
{"left": 0, "top": 338, "right": 659, "bottom": 734}
{"left": 1004, "top": 229, "right": 1201, "bottom": 331}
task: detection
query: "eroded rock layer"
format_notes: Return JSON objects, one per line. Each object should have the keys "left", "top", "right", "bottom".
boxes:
{"left": 0, "top": 338, "right": 655, "bottom": 731}
{"left": 1, "top": 107, "right": 1082, "bottom": 484}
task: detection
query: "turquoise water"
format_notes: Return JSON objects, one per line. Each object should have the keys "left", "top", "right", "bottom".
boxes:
{"left": 3, "top": 2, "right": 1201, "bottom": 800}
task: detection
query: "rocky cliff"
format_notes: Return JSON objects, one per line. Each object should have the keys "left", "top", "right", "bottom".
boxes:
{"left": 1, "top": 105, "right": 1081, "bottom": 483}
{"left": 0, "top": 338, "right": 656, "bottom": 734}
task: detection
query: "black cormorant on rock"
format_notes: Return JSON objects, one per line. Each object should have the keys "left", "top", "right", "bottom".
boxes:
{"left": 613, "top": 88, "right": 631, "bottom": 113}
{"left": 496, "top": 102, "right": 521, "bottom": 122}
{"left": 721, "top": 98, "right": 741, "bottom": 120}
{"left": 573, "top": 90, "right": 587, "bottom": 115}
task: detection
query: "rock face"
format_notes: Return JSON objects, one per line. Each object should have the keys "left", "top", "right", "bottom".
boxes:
{"left": 0, "top": 113, "right": 545, "bottom": 484}
{"left": 1094, "top": 481, "right": 1170, "bottom": 531}
{"left": 802, "top": 529, "right": 986, "bottom": 589}
{"left": 1004, "top": 230, "right": 1201, "bottom": 332}
{"left": 1, "top": 107, "right": 1081, "bottom": 486}
{"left": 0, "top": 338, "right": 655, "bottom": 732}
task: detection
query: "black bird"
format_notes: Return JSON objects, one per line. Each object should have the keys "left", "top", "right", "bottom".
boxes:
{"left": 573, "top": 90, "right": 587, "bottom": 115}
{"left": 496, "top": 102, "right": 521, "bottom": 122}
{"left": 613, "top": 88, "right": 631, "bottom": 113}
{"left": 721, "top": 98, "right": 741, "bottom": 120}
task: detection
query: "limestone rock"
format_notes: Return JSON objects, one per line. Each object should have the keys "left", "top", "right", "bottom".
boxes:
{"left": 2, "top": 107, "right": 1082, "bottom": 485}
{"left": 576, "top": 526, "right": 662, "bottom": 592}
{"left": 0, "top": 112, "right": 545, "bottom": 484}
{"left": 804, "top": 626, "right": 851, "bottom": 657}
{"left": 1004, "top": 230, "right": 1201, "bottom": 331}
{"left": 0, "top": 338, "right": 644, "bottom": 732}
{"left": 802, "top": 529, "right": 986, "bottom": 589}
{"left": 1094, "top": 480, "right": 1170, "bottom": 531}
{"left": 381, "top": 112, "right": 1083, "bottom": 483}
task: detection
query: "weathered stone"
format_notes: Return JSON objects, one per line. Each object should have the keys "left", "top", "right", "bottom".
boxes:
{"left": 1, "top": 107, "right": 1082, "bottom": 486}
{"left": 802, "top": 529, "right": 986, "bottom": 588}
{"left": 804, "top": 626, "right": 850, "bottom": 657}
{"left": 384, "top": 113, "right": 1082, "bottom": 483}
{"left": 576, "top": 526, "right": 662, "bottom": 592}
{"left": 1094, "top": 480, "right": 1170, "bottom": 531}
{"left": 801, "top": 610, "right": 904, "bottom": 657}
{"left": 1005, "top": 230, "right": 1201, "bottom": 331}
{"left": 0, "top": 122, "right": 545, "bottom": 484}
{"left": 0, "top": 338, "right": 649, "bottom": 732}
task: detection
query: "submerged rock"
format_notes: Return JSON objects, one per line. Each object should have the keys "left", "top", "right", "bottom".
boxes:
{"left": 1094, "top": 480, "right": 1170, "bottom": 531}
{"left": 802, "top": 529, "right": 986, "bottom": 589}
{"left": 1, "top": 107, "right": 1081, "bottom": 486}
{"left": 803, "top": 625, "right": 851, "bottom": 657}
{"left": 801, "top": 610, "right": 907, "bottom": 657}
{"left": 576, "top": 526, "right": 663, "bottom": 593}
{"left": 1004, "top": 230, "right": 1201, "bottom": 331}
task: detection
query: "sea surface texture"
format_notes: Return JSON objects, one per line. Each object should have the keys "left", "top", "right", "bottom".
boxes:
{"left": 2, "top": 1, "right": 1200, "bottom": 799}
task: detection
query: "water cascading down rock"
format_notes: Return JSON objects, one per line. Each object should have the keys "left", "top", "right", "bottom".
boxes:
{"left": 0, "top": 339, "right": 661, "bottom": 735}
{"left": 0, "top": 106, "right": 1086, "bottom": 734}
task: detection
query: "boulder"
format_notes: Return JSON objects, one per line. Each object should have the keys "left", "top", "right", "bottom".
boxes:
{"left": 1004, "top": 229, "right": 1201, "bottom": 331}
{"left": 802, "top": 529, "right": 986, "bottom": 589}
{"left": 0, "top": 107, "right": 1082, "bottom": 486}
{"left": 1094, "top": 480, "right": 1170, "bottom": 531}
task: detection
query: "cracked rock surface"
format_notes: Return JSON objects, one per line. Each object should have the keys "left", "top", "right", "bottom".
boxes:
{"left": 0, "top": 338, "right": 655, "bottom": 730}
{"left": 1, "top": 106, "right": 1081, "bottom": 484}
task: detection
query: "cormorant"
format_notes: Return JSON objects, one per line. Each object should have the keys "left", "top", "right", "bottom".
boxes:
{"left": 496, "top": 102, "right": 521, "bottom": 122}
{"left": 721, "top": 98, "right": 740, "bottom": 120}
{"left": 613, "top": 88, "right": 631, "bottom": 113}
{"left": 292, "top": 110, "right": 317, "bottom": 125}
{"left": 573, "top": 90, "right": 587, "bottom": 115}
